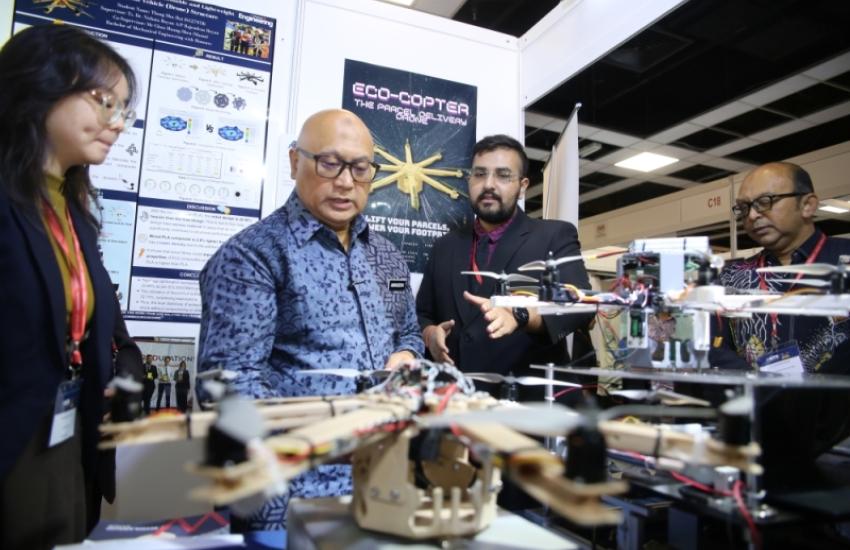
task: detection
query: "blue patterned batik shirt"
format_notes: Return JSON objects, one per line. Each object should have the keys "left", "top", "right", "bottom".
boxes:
{"left": 198, "top": 192, "right": 423, "bottom": 530}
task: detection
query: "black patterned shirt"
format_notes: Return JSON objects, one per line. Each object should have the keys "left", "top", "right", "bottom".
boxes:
{"left": 710, "top": 230, "right": 850, "bottom": 373}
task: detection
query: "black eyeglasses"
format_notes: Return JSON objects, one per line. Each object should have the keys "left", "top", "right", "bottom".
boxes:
{"left": 732, "top": 193, "right": 806, "bottom": 220}
{"left": 292, "top": 144, "right": 380, "bottom": 184}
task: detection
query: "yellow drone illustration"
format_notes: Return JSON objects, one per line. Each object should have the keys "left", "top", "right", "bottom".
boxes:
{"left": 372, "top": 140, "right": 467, "bottom": 210}
{"left": 35, "top": 0, "right": 92, "bottom": 18}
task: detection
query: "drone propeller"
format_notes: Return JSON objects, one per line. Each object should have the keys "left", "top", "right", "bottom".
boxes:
{"left": 423, "top": 402, "right": 584, "bottom": 436}
{"left": 197, "top": 368, "right": 240, "bottom": 382}
{"left": 518, "top": 254, "right": 584, "bottom": 272}
{"left": 766, "top": 277, "right": 831, "bottom": 288}
{"left": 464, "top": 372, "right": 581, "bottom": 388}
{"left": 518, "top": 250, "right": 626, "bottom": 273}
{"left": 198, "top": 369, "right": 241, "bottom": 402}
{"left": 756, "top": 263, "right": 840, "bottom": 277}
{"left": 609, "top": 389, "right": 711, "bottom": 407}
{"left": 460, "top": 271, "right": 538, "bottom": 284}
{"left": 298, "top": 368, "right": 391, "bottom": 379}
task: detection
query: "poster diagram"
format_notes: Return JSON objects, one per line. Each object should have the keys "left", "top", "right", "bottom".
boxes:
{"left": 13, "top": 0, "right": 276, "bottom": 321}
{"left": 342, "top": 59, "right": 477, "bottom": 273}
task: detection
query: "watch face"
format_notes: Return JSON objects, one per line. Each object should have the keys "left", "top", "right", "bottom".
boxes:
{"left": 513, "top": 307, "right": 529, "bottom": 327}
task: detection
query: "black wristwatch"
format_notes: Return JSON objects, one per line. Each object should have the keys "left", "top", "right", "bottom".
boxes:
{"left": 512, "top": 307, "right": 529, "bottom": 329}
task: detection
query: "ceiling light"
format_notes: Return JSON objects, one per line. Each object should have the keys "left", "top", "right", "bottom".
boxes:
{"left": 381, "top": 0, "right": 416, "bottom": 6}
{"left": 615, "top": 152, "right": 678, "bottom": 172}
{"left": 819, "top": 205, "right": 849, "bottom": 214}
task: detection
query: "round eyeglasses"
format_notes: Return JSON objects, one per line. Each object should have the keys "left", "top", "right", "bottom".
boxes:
{"left": 89, "top": 89, "right": 137, "bottom": 129}
{"left": 732, "top": 193, "right": 805, "bottom": 220}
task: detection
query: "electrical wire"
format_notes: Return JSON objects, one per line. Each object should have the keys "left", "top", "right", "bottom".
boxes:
{"left": 733, "top": 479, "right": 761, "bottom": 549}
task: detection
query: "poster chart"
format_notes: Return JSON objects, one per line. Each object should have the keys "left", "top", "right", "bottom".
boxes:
{"left": 341, "top": 59, "right": 477, "bottom": 273}
{"left": 13, "top": 0, "right": 275, "bottom": 321}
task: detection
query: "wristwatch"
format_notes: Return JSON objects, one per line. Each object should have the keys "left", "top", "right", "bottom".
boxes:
{"left": 512, "top": 307, "right": 529, "bottom": 329}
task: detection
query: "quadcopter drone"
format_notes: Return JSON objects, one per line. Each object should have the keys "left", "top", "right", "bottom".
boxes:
{"left": 471, "top": 238, "right": 850, "bottom": 369}
{"left": 101, "top": 361, "right": 759, "bottom": 541}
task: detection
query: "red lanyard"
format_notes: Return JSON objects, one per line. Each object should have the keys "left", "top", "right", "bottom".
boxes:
{"left": 470, "top": 235, "right": 483, "bottom": 284}
{"left": 757, "top": 232, "right": 826, "bottom": 341}
{"left": 42, "top": 199, "right": 89, "bottom": 367}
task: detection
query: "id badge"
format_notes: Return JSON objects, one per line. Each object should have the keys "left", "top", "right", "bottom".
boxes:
{"left": 48, "top": 379, "right": 82, "bottom": 447}
{"left": 756, "top": 340, "right": 804, "bottom": 376}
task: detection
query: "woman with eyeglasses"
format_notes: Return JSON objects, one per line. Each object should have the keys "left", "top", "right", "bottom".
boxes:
{"left": 0, "top": 24, "right": 137, "bottom": 548}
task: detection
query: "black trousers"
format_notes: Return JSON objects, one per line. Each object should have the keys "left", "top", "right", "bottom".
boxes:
{"left": 156, "top": 382, "right": 172, "bottom": 409}
{"left": 176, "top": 386, "right": 189, "bottom": 412}
{"left": 142, "top": 383, "right": 155, "bottom": 415}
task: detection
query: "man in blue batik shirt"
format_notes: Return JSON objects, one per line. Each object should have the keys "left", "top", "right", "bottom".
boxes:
{"left": 198, "top": 108, "right": 423, "bottom": 532}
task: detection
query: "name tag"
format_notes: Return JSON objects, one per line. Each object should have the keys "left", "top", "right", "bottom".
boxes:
{"left": 388, "top": 279, "right": 407, "bottom": 292}
{"left": 49, "top": 379, "right": 81, "bottom": 447}
{"left": 757, "top": 340, "right": 804, "bottom": 376}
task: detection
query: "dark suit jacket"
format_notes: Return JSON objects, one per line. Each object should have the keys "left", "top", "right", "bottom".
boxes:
{"left": 417, "top": 209, "right": 592, "bottom": 379}
{"left": 0, "top": 187, "right": 117, "bottom": 495}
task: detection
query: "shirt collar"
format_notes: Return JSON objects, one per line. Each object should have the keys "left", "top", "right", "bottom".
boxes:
{"left": 790, "top": 228, "right": 824, "bottom": 263}
{"left": 284, "top": 192, "right": 369, "bottom": 248}
{"left": 760, "top": 228, "right": 824, "bottom": 265}
{"left": 473, "top": 209, "right": 517, "bottom": 243}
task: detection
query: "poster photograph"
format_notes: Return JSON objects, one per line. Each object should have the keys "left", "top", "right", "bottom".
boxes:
{"left": 342, "top": 59, "right": 478, "bottom": 273}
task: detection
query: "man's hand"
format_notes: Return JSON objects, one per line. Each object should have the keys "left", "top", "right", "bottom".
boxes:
{"left": 463, "top": 291, "right": 520, "bottom": 339}
{"left": 385, "top": 350, "right": 417, "bottom": 371}
{"left": 423, "top": 320, "right": 455, "bottom": 364}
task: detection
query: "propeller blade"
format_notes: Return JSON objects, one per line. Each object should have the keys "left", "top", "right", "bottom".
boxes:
{"left": 609, "top": 389, "right": 710, "bottom": 407}
{"left": 464, "top": 372, "right": 505, "bottom": 384}
{"left": 609, "top": 389, "right": 651, "bottom": 401}
{"left": 464, "top": 373, "right": 581, "bottom": 388}
{"left": 298, "top": 368, "right": 389, "bottom": 379}
{"left": 423, "top": 402, "right": 584, "bottom": 436}
{"left": 757, "top": 263, "right": 836, "bottom": 276}
{"left": 767, "top": 278, "right": 830, "bottom": 288}
{"left": 550, "top": 254, "right": 587, "bottom": 268}
{"left": 198, "top": 368, "right": 239, "bottom": 382}
{"left": 518, "top": 254, "right": 585, "bottom": 272}
{"left": 513, "top": 376, "right": 582, "bottom": 388}
{"left": 505, "top": 273, "right": 539, "bottom": 284}
{"left": 461, "top": 270, "right": 505, "bottom": 280}
{"left": 461, "top": 271, "right": 538, "bottom": 284}
{"left": 517, "top": 260, "right": 547, "bottom": 272}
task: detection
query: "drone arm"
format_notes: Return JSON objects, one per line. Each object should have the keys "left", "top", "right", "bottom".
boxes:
{"left": 458, "top": 423, "right": 623, "bottom": 525}
{"left": 264, "top": 400, "right": 413, "bottom": 464}
{"left": 99, "top": 411, "right": 217, "bottom": 448}
{"left": 599, "top": 420, "right": 761, "bottom": 473}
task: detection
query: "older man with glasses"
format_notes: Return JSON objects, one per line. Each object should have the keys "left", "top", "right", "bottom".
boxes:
{"left": 709, "top": 161, "right": 850, "bottom": 485}
{"left": 712, "top": 161, "right": 850, "bottom": 371}
{"left": 197, "top": 109, "right": 423, "bottom": 533}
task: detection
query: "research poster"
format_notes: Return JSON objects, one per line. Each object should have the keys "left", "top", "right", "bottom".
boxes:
{"left": 13, "top": 0, "right": 275, "bottom": 321}
{"left": 342, "top": 59, "right": 477, "bottom": 273}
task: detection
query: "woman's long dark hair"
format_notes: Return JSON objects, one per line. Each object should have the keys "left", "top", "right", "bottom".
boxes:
{"left": 0, "top": 24, "right": 137, "bottom": 228}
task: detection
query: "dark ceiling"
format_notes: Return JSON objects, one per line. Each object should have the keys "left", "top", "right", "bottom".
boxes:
{"left": 451, "top": 0, "right": 850, "bottom": 249}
